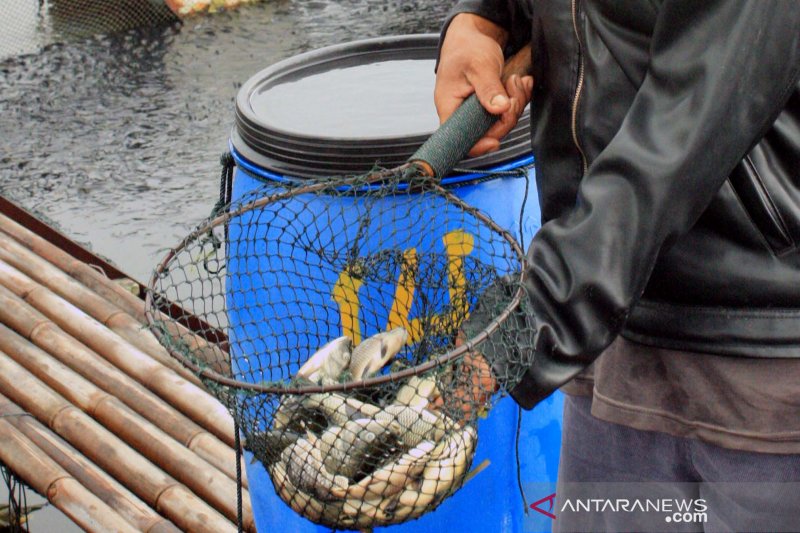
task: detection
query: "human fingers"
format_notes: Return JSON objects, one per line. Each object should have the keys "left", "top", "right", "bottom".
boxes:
{"left": 469, "top": 75, "right": 534, "bottom": 157}
{"left": 434, "top": 13, "right": 510, "bottom": 125}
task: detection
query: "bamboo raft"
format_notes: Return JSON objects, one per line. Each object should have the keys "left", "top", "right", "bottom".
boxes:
{"left": 0, "top": 198, "right": 255, "bottom": 533}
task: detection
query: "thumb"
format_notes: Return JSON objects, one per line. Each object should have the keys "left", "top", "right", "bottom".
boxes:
{"left": 467, "top": 70, "right": 511, "bottom": 115}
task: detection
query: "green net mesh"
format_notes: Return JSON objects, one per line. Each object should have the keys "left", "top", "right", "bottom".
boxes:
{"left": 0, "top": 0, "right": 179, "bottom": 60}
{"left": 145, "top": 164, "right": 532, "bottom": 529}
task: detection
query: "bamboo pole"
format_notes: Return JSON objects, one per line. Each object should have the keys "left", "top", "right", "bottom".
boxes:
{"left": 0, "top": 324, "right": 254, "bottom": 528}
{"left": 0, "top": 285, "right": 242, "bottom": 486}
{"left": 0, "top": 351, "right": 240, "bottom": 533}
{"left": 0, "top": 417, "right": 140, "bottom": 533}
{"left": 0, "top": 214, "right": 230, "bottom": 373}
{"left": 0, "top": 259, "right": 235, "bottom": 447}
{"left": 0, "top": 215, "right": 245, "bottom": 484}
{"left": 0, "top": 394, "right": 182, "bottom": 533}
{"left": 0, "top": 230, "right": 205, "bottom": 387}
{"left": 0, "top": 230, "right": 246, "bottom": 482}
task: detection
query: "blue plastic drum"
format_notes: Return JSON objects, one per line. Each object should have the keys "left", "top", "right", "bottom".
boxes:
{"left": 228, "top": 34, "right": 562, "bottom": 533}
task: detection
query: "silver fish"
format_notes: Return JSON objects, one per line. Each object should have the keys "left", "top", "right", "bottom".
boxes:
{"left": 398, "top": 425, "right": 477, "bottom": 508}
{"left": 269, "top": 460, "right": 325, "bottom": 521}
{"left": 343, "top": 495, "right": 395, "bottom": 525}
{"left": 348, "top": 327, "right": 408, "bottom": 380}
{"left": 395, "top": 375, "right": 440, "bottom": 409}
{"left": 303, "top": 392, "right": 383, "bottom": 427}
{"left": 247, "top": 429, "right": 301, "bottom": 464}
{"left": 281, "top": 436, "right": 350, "bottom": 500}
{"left": 296, "top": 336, "right": 352, "bottom": 384}
{"left": 272, "top": 395, "right": 303, "bottom": 430}
{"left": 273, "top": 395, "right": 328, "bottom": 435}
{"left": 376, "top": 404, "right": 450, "bottom": 447}
{"left": 320, "top": 349, "right": 351, "bottom": 385}
{"left": 315, "top": 417, "right": 400, "bottom": 480}
{"left": 271, "top": 459, "right": 352, "bottom": 526}
{"left": 314, "top": 424, "right": 350, "bottom": 477}
{"left": 391, "top": 500, "right": 421, "bottom": 522}
{"left": 345, "top": 439, "right": 437, "bottom": 500}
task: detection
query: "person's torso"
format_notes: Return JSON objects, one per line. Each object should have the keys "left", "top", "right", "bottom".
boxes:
{"left": 526, "top": 0, "right": 800, "bottom": 356}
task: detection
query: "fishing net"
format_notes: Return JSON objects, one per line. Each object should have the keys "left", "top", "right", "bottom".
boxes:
{"left": 2, "top": 462, "right": 34, "bottom": 532}
{"left": 0, "top": 0, "right": 178, "bottom": 60}
{"left": 0, "top": 0, "right": 262, "bottom": 61}
{"left": 145, "top": 161, "right": 534, "bottom": 529}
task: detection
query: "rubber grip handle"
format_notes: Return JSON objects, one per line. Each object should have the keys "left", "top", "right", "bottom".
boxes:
{"left": 409, "top": 94, "right": 496, "bottom": 179}
{"left": 409, "top": 44, "right": 533, "bottom": 179}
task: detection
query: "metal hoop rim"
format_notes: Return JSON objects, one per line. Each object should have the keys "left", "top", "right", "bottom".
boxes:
{"left": 144, "top": 167, "right": 528, "bottom": 394}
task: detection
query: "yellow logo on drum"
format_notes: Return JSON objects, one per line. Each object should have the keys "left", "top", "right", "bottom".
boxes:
{"left": 332, "top": 230, "right": 475, "bottom": 345}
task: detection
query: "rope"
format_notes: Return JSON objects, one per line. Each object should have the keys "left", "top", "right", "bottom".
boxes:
{"left": 202, "top": 152, "right": 235, "bottom": 274}
{"left": 228, "top": 151, "right": 242, "bottom": 531}
{"left": 457, "top": 161, "right": 533, "bottom": 517}
{"left": 450, "top": 166, "right": 531, "bottom": 178}
{"left": 234, "top": 420, "right": 244, "bottom": 533}
{"left": 515, "top": 405, "right": 529, "bottom": 515}
{"left": 2, "top": 462, "right": 32, "bottom": 532}
{"left": 221, "top": 152, "right": 234, "bottom": 245}
{"left": 211, "top": 152, "right": 235, "bottom": 218}
{"left": 515, "top": 168, "right": 532, "bottom": 515}
{"left": 518, "top": 169, "right": 531, "bottom": 248}
{"left": 215, "top": 154, "right": 242, "bottom": 532}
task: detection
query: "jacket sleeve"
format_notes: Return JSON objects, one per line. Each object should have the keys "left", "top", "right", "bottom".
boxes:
{"left": 464, "top": 1, "right": 800, "bottom": 409}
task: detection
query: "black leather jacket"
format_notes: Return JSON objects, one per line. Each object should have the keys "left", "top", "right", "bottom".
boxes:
{"left": 445, "top": 1, "right": 800, "bottom": 409}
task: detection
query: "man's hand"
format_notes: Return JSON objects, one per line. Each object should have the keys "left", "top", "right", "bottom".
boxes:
{"left": 435, "top": 13, "right": 534, "bottom": 157}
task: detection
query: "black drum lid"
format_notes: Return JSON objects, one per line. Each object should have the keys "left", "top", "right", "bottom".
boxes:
{"left": 233, "top": 34, "right": 531, "bottom": 178}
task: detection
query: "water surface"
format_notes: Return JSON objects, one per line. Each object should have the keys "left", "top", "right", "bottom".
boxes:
{"left": 0, "top": 0, "right": 450, "bottom": 282}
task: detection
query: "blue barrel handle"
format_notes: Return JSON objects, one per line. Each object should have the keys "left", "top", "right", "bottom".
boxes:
{"left": 410, "top": 44, "right": 532, "bottom": 179}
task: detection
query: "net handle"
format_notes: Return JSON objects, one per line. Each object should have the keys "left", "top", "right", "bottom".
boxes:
{"left": 410, "top": 44, "right": 533, "bottom": 179}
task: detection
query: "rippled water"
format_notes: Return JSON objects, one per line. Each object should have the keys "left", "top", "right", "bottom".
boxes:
{"left": 0, "top": 0, "right": 451, "bottom": 281}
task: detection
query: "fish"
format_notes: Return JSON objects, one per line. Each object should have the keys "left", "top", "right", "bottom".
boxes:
{"left": 281, "top": 436, "right": 349, "bottom": 500}
{"left": 272, "top": 395, "right": 328, "bottom": 435}
{"left": 391, "top": 488, "right": 428, "bottom": 522}
{"left": 391, "top": 504, "right": 418, "bottom": 522}
{"left": 398, "top": 479, "right": 433, "bottom": 509}
{"left": 314, "top": 417, "right": 400, "bottom": 480}
{"left": 348, "top": 327, "right": 408, "bottom": 380}
{"left": 314, "top": 424, "right": 350, "bottom": 477}
{"left": 376, "top": 404, "right": 451, "bottom": 447}
{"left": 269, "top": 460, "right": 325, "bottom": 521}
{"left": 320, "top": 353, "right": 351, "bottom": 386}
{"left": 345, "top": 439, "right": 437, "bottom": 500}
{"left": 270, "top": 459, "right": 352, "bottom": 526}
{"left": 398, "top": 426, "right": 477, "bottom": 508}
{"left": 296, "top": 336, "right": 352, "bottom": 384}
{"left": 246, "top": 429, "right": 301, "bottom": 465}
{"left": 272, "top": 395, "right": 309, "bottom": 432}
{"left": 343, "top": 495, "right": 395, "bottom": 525}
{"left": 303, "top": 392, "right": 383, "bottom": 427}
{"left": 395, "top": 375, "right": 440, "bottom": 409}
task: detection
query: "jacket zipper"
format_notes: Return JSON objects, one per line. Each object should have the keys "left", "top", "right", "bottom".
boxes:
{"left": 571, "top": 0, "right": 588, "bottom": 175}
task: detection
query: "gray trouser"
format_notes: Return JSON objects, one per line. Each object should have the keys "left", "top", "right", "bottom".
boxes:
{"left": 553, "top": 394, "right": 800, "bottom": 533}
